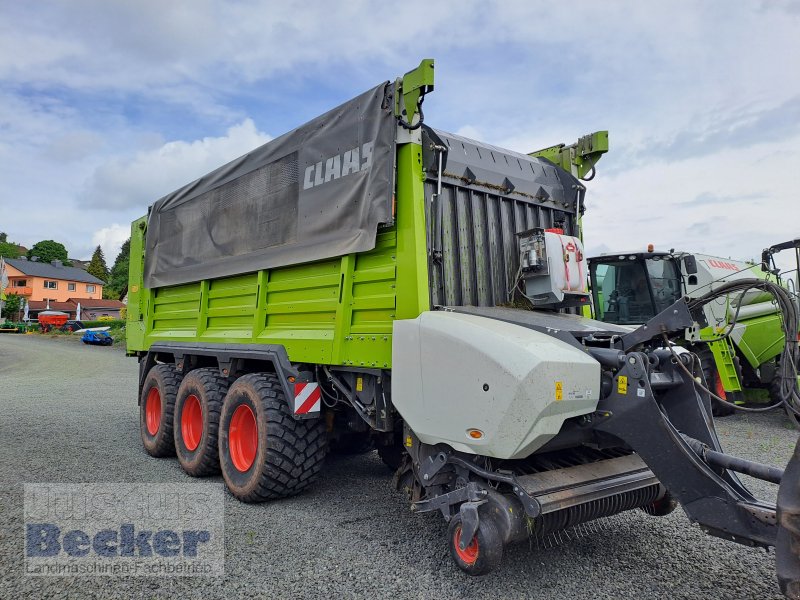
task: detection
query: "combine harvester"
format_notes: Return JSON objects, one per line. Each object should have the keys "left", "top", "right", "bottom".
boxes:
{"left": 588, "top": 242, "right": 800, "bottom": 425}
{"left": 126, "top": 60, "right": 800, "bottom": 596}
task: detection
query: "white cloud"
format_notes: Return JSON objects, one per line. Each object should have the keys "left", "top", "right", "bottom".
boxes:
{"left": 79, "top": 119, "right": 272, "bottom": 210}
{"left": 582, "top": 135, "right": 800, "bottom": 267}
{"left": 92, "top": 224, "right": 131, "bottom": 264}
{"left": 0, "top": 0, "right": 797, "bottom": 284}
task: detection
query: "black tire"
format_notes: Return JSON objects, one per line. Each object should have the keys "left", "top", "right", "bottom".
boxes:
{"left": 174, "top": 368, "right": 228, "bottom": 477}
{"left": 219, "top": 373, "right": 327, "bottom": 502}
{"left": 447, "top": 513, "right": 503, "bottom": 576}
{"left": 140, "top": 364, "right": 182, "bottom": 457}
{"left": 696, "top": 347, "right": 736, "bottom": 417}
{"left": 769, "top": 374, "right": 800, "bottom": 431}
{"left": 642, "top": 491, "right": 678, "bottom": 516}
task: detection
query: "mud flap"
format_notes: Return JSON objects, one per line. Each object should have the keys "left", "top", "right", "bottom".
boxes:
{"left": 777, "top": 436, "right": 800, "bottom": 599}
{"left": 458, "top": 501, "right": 482, "bottom": 551}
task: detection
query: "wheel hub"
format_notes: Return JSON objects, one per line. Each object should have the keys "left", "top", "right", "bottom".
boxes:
{"left": 229, "top": 404, "right": 258, "bottom": 472}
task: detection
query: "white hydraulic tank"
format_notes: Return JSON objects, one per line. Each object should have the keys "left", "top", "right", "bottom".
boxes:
{"left": 392, "top": 311, "right": 601, "bottom": 460}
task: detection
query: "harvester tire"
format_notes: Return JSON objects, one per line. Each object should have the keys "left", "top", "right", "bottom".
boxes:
{"left": 769, "top": 376, "right": 800, "bottom": 431}
{"left": 140, "top": 364, "right": 182, "bottom": 457}
{"left": 697, "top": 348, "right": 735, "bottom": 417}
{"left": 174, "top": 368, "right": 228, "bottom": 477}
{"left": 219, "top": 373, "right": 327, "bottom": 502}
{"left": 447, "top": 513, "right": 503, "bottom": 576}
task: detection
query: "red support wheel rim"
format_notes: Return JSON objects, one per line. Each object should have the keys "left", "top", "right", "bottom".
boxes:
{"left": 229, "top": 404, "right": 258, "bottom": 472}
{"left": 454, "top": 526, "right": 479, "bottom": 565}
{"left": 181, "top": 394, "right": 203, "bottom": 451}
{"left": 145, "top": 388, "right": 162, "bottom": 436}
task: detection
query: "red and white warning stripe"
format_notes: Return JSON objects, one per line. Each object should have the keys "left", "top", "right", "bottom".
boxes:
{"left": 293, "top": 382, "right": 321, "bottom": 415}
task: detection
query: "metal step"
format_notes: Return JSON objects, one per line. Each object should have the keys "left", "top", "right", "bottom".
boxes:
{"left": 515, "top": 453, "right": 659, "bottom": 514}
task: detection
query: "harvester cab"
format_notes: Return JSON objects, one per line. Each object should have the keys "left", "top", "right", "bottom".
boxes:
{"left": 589, "top": 247, "right": 800, "bottom": 424}
{"left": 588, "top": 250, "right": 683, "bottom": 325}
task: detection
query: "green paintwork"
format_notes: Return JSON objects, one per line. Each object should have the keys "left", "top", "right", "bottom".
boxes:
{"left": 530, "top": 131, "right": 609, "bottom": 180}
{"left": 127, "top": 66, "right": 433, "bottom": 368}
{"left": 126, "top": 217, "right": 147, "bottom": 352}
{"left": 734, "top": 313, "right": 786, "bottom": 369}
{"left": 395, "top": 59, "right": 434, "bottom": 123}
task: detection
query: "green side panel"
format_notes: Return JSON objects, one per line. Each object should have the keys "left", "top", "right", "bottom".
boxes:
{"left": 128, "top": 142, "right": 430, "bottom": 369}
{"left": 732, "top": 313, "right": 786, "bottom": 368}
{"left": 125, "top": 217, "right": 147, "bottom": 353}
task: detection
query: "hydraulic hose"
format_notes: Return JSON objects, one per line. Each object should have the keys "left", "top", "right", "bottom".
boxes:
{"left": 686, "top": 279, "right": 800, "bottom": 414}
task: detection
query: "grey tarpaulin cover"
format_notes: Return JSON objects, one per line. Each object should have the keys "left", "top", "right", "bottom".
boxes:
{"left": 143, "top": 82, "right": 395, "bottom": 288}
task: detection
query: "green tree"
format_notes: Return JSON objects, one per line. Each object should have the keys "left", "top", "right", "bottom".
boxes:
{"left": 104, "top": 238, "right": 130, "bottom": 299}
{"left": 27, "top": 240, "right": 71, "bottom": 266}
{"left": 0, "top": 241, "right": 20, "bottom": 259}
{"left": 0, "top": 232, "right": 21, "bottom": 259}
{"left": 2, "top": 294, "right": 22, "bottom": 320}
{"left": 86, "top": 245, "right": 110, "bottom": 283}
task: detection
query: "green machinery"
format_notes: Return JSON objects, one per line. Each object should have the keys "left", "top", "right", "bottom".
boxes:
{"left": 126, "top": 60, "right": 800, "bottom": 594}
{"left": 587, "top": 247, "right": 800, "bottom": 423}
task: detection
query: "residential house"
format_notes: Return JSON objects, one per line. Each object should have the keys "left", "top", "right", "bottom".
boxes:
{"left": 26, "top": 298, "right": 126, "bottom": 321}
{"left": 3, "top": 257, "right": 105, "bottom": 303}
{"left": 71, "top": 298, "right": 126, "bottom": 320}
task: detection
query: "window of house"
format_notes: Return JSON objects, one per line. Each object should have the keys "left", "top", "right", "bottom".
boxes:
{"left": 14, "top": 279, "right": 27, "bottom": 287}
{"left": 68, "top": 282, "right": 76, "bottom": 291}
{"left": 86, "top": 284, "right": 96, "bottom": 293}
{"left": 44, "top": 280, "right": 58, "bottom": 289}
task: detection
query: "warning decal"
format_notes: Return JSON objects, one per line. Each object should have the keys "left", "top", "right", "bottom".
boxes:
{"left": 555, "top": 381, "right": 563, "bottom": 401}
{"left": 294, "top": 382, "right": 321, "bottom": 415}
{"left": 617, "top": 376, "right": 628, "bottom": 395}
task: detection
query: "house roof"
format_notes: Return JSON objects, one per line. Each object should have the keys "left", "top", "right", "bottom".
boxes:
{"left": 4, "top": 258, "right": 105, "bottom": 284}
{"left": 68, "top": 298, "right": 125, "bottom": 309}
{"left": 28, "top": 301, "right": 77, "bottom": 312}
{"left": 28, "top": 298, "right": 125, "bottom": 312}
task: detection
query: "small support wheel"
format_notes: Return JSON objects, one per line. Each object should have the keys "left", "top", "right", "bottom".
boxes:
{"left": 447, "top": 512, "right": 503, "bottom": 576}
{"left": 642, "top": 491, "right": 678, "bottom": 516}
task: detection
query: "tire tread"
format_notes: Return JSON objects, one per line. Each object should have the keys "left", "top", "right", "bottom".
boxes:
{"left": 223, "top": 373, "right": 326, "bottom": 502}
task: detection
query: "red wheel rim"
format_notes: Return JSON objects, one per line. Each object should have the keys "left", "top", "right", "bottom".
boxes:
{"left": 181, "top": 394, "right": 203, "bottom": 451}
{"left": 454, "top": 526, "right": 479, "bottom": 565}
{"left": 229, "top": 404, "right": 257, "bottom": 472}
{"left": 145, "top": 387, "right": 162, "bottom": 436}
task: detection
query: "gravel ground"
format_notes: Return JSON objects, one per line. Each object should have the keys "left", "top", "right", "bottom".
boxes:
{"left": 0, "top": 333, "right": 798, "bottom": 599}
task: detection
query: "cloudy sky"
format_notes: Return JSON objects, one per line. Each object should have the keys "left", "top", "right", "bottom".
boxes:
{"left": 1, "top": 0, "right": 798, "bottom": 272}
